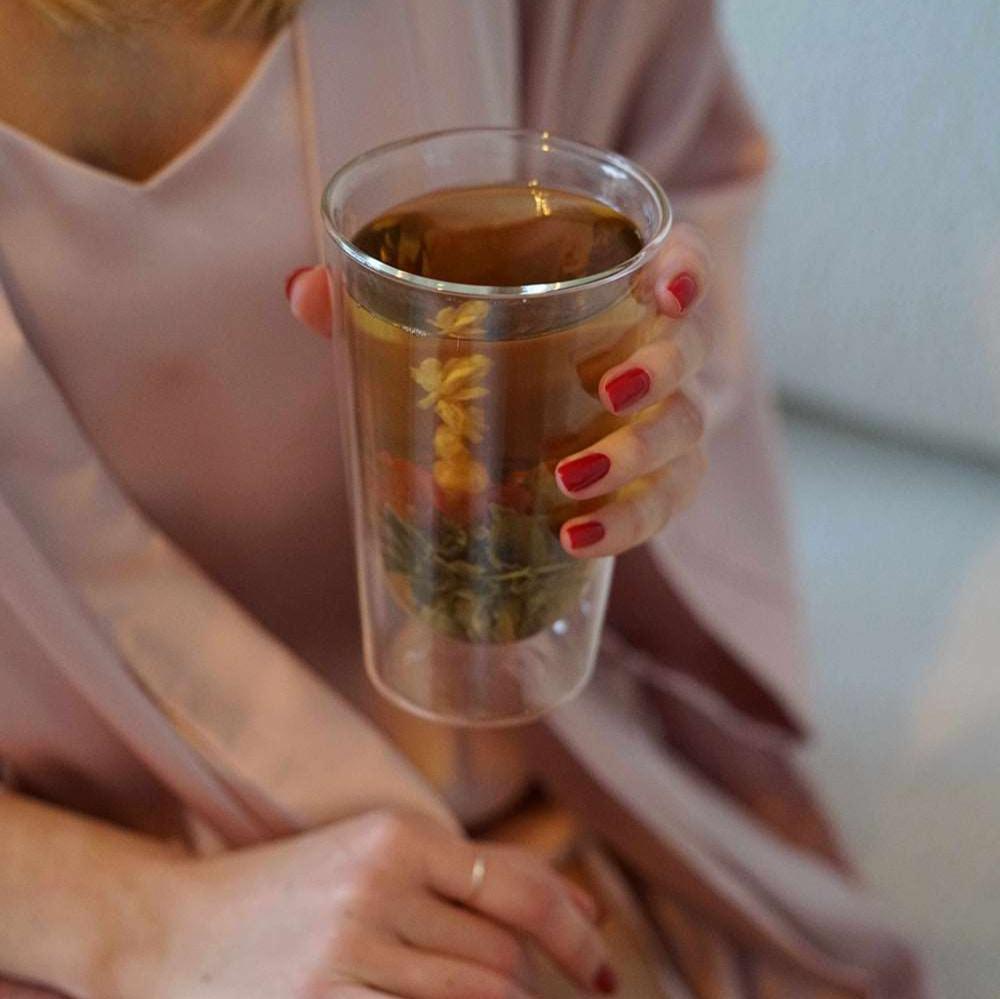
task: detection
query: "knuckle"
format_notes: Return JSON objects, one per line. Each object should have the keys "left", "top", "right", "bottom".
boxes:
{"left": 655, "top": 337, "right": 686, "bottom": 386}
{"left": 673, "top": 221, "right": 713, "bottom": 274}
{"left": 364, "top": 807, "right": 417, "bottom": 852}
{"left": 670, "top": 392, "right": 705, "bottom": 443}
{"left": 350, "top": 810, "right": 429, "bottom": 892}
{"left": 672, "top": 220, "right": 700, "bottom": 246}
{"left": 362, "top": 805, "right": 403, "bottom": 836}
{"left": 625, "top": 421, "right": 656, "bottom": 470}
{"left": 337, "top": 868, "right": 394, "bottom": 926}
{"left": 624, "top": 492, "right": 654, "bottom": 542}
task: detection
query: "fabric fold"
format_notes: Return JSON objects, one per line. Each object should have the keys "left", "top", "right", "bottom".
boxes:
{"left": 0, "top": 283, "right": 457, "bottom": 841}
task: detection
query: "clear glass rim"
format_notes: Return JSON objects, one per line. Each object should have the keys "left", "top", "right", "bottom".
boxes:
{"left": 321, "top": 127, "right": 672, "bottom": 300}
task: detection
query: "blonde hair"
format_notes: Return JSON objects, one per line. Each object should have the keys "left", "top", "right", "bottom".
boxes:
{"left": 25, "top": 0, "right": 302, "bottom": 32}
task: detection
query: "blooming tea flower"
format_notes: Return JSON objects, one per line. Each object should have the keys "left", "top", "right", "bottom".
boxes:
{"left": 411, "top": 347, "right": 492, "bottom": 494}
{"left": 432, "top": 299, "right": 490, "bottom": 338}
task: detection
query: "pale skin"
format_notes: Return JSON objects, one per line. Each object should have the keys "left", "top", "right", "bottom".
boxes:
{"left": 0, "top": 1, "right": 712, "bottom": 995}
{"left": 0, "top": 794, "right": 608, "bottom": 998}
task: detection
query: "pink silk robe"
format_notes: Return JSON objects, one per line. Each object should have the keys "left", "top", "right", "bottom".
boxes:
{"left": 0, "top": 1, "right": 926, "bottom": 995}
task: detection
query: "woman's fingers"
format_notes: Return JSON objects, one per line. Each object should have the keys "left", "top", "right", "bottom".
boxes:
{"left": 650, "top": 220, "right": 713, "bottom": 319}
{"left": 393, "top": 895, "right": 531, "bottom": 987}
{"left": 564, "top": 879, "right": 602, "bottom": 923}
{"left": 595, "top": 221, "right": 713, "bottom": 414}
{"left": 352, "top": 939, "right": 540, "bottom": 999}
{"left": 426, "top": 841, "right": 614, "bottom": 993}
{"left": 560, "top": 449, "right": 706, "bottom": 557}
{"left": 549, "top": 223, "right": 713, "bottom": 556}
{"left": 598, "top": 314, "right": 710, "bottom": 415}
{"left": 555, "top": 392, "right": 704, "bottom": 501}
{"left": 285, "top": 264, "right": 334, "bottom": 336}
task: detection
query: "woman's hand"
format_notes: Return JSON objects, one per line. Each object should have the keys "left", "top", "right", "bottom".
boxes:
{"left": 157, "top": 808, "right": 613, "bottom": 998}
{"left": 551, "top": 223, "right": 712, "bottom": 557}
{"left": 286, "top": 222, "right": 712, "bottom": 560}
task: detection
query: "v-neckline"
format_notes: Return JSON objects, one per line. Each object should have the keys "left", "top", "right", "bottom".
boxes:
{"left": 0, "top": 21, "right": 293, "bottom": 194}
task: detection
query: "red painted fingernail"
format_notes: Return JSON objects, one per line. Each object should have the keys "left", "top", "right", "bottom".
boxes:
{"left": 557, "top": 453, "right": 611, "bottom": 493}
{"left": 604, "top": 367, "right": 651, "bottom": 413}
{"left": 284, "top": 266, "right": 310, "bottom": 302}
{"left": 667, "top": 272, "right": 698, "bottom": 313}
{"left": 593, "top": 964, "right": 618, "bottom": 994}
{"left": 566, "top": 521, "right": 605, "bottom": 549}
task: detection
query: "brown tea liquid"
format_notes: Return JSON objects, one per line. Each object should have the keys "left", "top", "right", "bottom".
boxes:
{"left": 347, "top": 185, "right": 651, "bottom": 644}
{"left": 352, "top": 183, "right": 642, "bottom": 286}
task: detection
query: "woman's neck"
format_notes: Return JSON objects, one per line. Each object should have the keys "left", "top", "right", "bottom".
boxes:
{"left": 0, "top": 3, "right": 274, "bottom": 181}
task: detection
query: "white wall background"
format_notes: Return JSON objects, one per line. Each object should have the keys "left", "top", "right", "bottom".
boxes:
{"left": 720, "top": 4, "right": 1000, "bottom": 994}
{"left": 722, "top": 0, "right": 1000, "bottom": 459}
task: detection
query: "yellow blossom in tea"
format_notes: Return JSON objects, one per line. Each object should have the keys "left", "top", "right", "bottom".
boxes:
{"left": 432, "top": 299, "right": 490, "bottom": 338}
{"left": 412, "top": 356, "right": 490, "bottom": 411}
{"left": 410, "top": 340, "right": 492, "bottom": 494}
{"left": 433, "top": 457, "right": 490, "bottom": 494}
{"left": 434, "top": 399, "right": 486, "bottom": 444}
{"left": 433, "top": 425, "right": 467, "bottom": 460}
{"left": 440, "top": 354, "right": 490, "bottom": 392}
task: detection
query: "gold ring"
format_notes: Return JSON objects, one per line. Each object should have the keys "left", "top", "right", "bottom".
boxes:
{"left": 467, "top": 854, "right": 487, "bottom": 902}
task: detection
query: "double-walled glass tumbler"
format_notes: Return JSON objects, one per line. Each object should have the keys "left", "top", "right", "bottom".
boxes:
{"left": 323, "top": 128, "right": 671, "bottom": 726}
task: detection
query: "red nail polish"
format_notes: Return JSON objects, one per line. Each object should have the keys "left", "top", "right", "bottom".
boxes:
{"left": 566, "top": 521, "right": 605, "bottom": 550}
{"left": 604, "top": 367, "right": 651, "bottom": 413}
{"left": 557, "top": 453, "right": 610, "bottom": 493}
{"left": 284, "top": 266, "right": 310, "bottom": 302}
{"left": 667, "top": 272, "right": 697, "bottom": 313}
{"left": 593, "top": 964, "right": 618, "bottom": 994}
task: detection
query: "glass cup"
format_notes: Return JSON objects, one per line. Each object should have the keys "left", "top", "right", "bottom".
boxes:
{"left": 322, "top": 128, "right": 671, "bottom": 727}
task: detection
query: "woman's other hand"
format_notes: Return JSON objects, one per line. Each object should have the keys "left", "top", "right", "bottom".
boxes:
{"left": 159, "top": 808, "right": 613, "bottom": 998}
{"left": 286, "top": 221, "right": 712, "bottom": 561}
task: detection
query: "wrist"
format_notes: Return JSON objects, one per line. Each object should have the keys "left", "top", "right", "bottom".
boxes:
{"left": 88, "top": 851, "right": 192, "bottom": 999}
